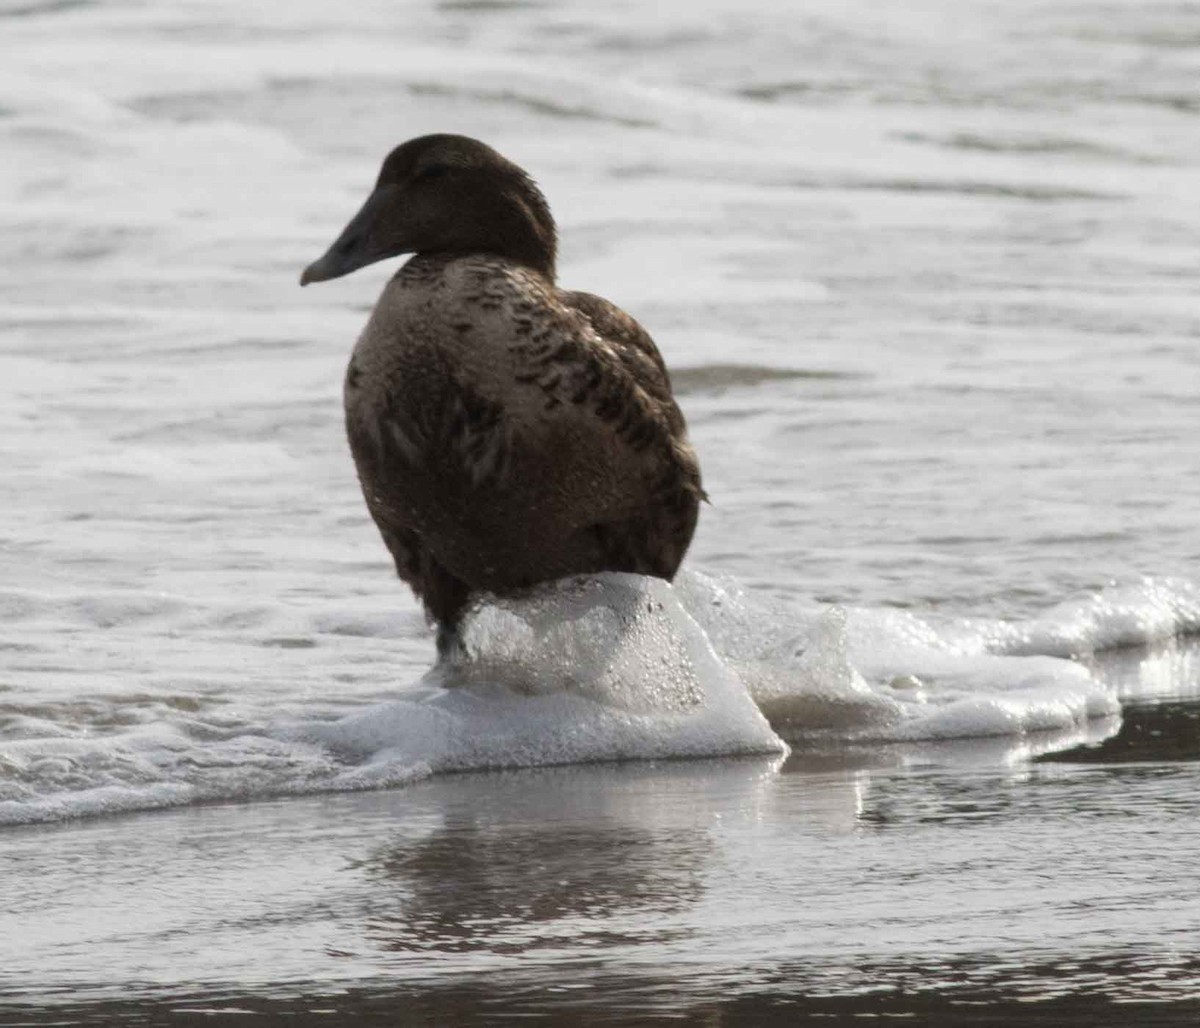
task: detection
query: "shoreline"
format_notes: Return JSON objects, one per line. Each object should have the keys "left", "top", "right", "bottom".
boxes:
{"left": 5, "top": 975, "right": 1200, "bottom": 1027}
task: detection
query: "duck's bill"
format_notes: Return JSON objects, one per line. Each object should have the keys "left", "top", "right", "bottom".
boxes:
{"left": 299, "top": 186, "right": 398, "bottom": 286}
{"left": 299, "top": 251, "right": 347, "bottom": 286}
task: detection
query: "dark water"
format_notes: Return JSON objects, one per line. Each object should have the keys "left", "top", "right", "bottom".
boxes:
{"left": 5, "top": 978, "right": 1200, "bottom": 1027}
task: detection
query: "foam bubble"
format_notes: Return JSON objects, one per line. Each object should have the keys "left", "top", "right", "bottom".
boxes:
{"left": 972, "top": 577, "right": 1200, "bottom": 658}
{"left": 301, "top": 574, "right": 788, "bottom": 780}
{"left": 5, "top": 569, "right": 1198, "bottom": 825}
{"left": 677, "top": 570, "right": 1123, "bottom": 741}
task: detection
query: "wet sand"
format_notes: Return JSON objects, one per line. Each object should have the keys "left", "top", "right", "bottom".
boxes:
{"left": 5, "top": 980, "right": 1199, "bottom": 1027}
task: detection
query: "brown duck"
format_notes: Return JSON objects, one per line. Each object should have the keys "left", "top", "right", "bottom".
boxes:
{"left": 301, "top": 134, "right": 703, "bottom": 652}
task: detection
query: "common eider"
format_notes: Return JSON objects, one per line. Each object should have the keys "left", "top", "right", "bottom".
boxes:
{"left": 301, "top": 134, "right": 703, "bottom": 650}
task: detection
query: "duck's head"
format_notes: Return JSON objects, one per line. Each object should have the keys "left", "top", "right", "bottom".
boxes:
{"left": 300, "top": 134, "right": 557, "bottom": 286}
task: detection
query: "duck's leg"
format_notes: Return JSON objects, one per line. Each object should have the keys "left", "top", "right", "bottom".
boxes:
{"left": 374, "top": 520, "right": 471, "bottom": 659}
{"left": 435, "top": 622, "right": 463, "bottom": 662}
{"left": 419, "top": 554, "right": 471, "bottom": 663}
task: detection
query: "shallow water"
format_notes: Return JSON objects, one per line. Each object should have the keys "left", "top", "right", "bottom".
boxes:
{"left": 4, "top": 690, "right": 1200, "bottom": 1024}
{"left": 2, "top": 0, "right": 1199, "bottom": 1019}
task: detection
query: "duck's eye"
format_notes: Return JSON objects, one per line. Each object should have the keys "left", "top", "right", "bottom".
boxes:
{"left": 414, "top": 162, "right": 451, "bottom": 182}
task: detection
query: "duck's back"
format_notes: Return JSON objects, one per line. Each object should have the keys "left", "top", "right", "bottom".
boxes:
{"left": 344, "top": 254, "right": 702, "bottom": 625}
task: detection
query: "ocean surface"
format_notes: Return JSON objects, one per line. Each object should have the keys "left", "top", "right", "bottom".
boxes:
{"left": 2, "top": 0, "right": 1199, "bottom": 1022}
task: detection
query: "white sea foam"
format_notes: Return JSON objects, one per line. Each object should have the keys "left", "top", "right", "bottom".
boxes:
{"left": 676, "top": 570, "right": 1123, "bottom": 741}
{"left": 3, "top": 570, "right": 1198, "bottom": 825}
{"left": 303, "top": 574, "right": 786, "bottom": 785}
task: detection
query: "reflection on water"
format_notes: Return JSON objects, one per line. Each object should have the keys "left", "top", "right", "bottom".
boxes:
{"left": 1087, "top": 636, "right": 1200, "bottom": 702}
{"left": 363, "top": 819, "right": 704, "bottom": 953}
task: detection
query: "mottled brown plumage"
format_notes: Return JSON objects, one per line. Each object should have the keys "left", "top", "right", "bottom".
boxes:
{"left": 301, "top": 134, "right": 703, "bottom": 637}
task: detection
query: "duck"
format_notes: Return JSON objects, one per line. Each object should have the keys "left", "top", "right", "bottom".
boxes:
{"left": 300, "top": 134, "right": 703, "bottom": 653}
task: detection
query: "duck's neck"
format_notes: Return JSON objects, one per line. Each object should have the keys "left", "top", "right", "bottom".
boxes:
{"left": 477, "top": 181, "right": 557, "bottom": 283}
